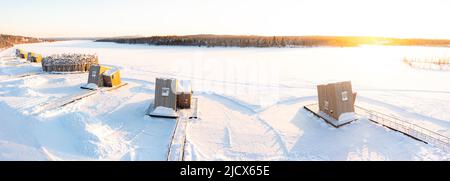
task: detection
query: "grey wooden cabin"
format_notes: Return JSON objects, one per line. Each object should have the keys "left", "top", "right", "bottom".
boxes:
{"left": 87, "top": 65, "right": 105, "bottom": 87}
{"left": 154, "top": 78, "right": 178, "bottom": 110}
{"left": 317, "top": 81, "right": 357, "bottom": 120}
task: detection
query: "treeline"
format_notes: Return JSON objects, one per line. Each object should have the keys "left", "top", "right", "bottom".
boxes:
{"left": 0, "top": 34, "right": 46, "bottom": 49}
{"left": 96, "top": 35, "right": 450, "bottom": 48}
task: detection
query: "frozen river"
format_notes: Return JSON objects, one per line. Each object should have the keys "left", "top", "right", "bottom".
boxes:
{"left": 1, "top": 40, "right": 449, "bottom": 160}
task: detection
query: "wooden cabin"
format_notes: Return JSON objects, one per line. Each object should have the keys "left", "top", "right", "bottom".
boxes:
{"left": 15, "top": 49, "right": 21, "bottom": 57}
{"left": 81, "top": 65, "right": 123, "bottom": 90}
{"left": 27, "top": 52, "right": 34, "bottom": 61}
{"left": 102, "top": 67, "right": 121, "bottom": 87}
{"left": 34, "top": 54, "right": 43, "bottom": 63}
{"left": 19, "top": 50, "right": 28, "bottom": 59}
{"left": 27, "top": 52, "right": 43, "bottom": 63}
{"left": 176, "top": 80, "right": 192, "bottom": 109}
{"left": 317, "top": 81, "right": 357, "bottom": 120}
{"left": 87, "top": 65, "right": 109, "bottom": 87}
{"left": 154, "top": 78, "right": 178, "bottom": 110}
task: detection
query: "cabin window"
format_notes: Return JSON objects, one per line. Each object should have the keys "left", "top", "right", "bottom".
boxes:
{"left": 324, "top": 101, "right": 329, "bottom": 110}
{"left": 162, "top": 87, "right": 170, "bottom": 97}
{"left": 342, "top": 91, "right": 348, "bottom": 101}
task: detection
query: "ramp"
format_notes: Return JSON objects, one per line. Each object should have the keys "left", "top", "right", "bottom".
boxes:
{"left": 166, "top": 113, "right": 188, "bottom": 161}
{"left": 166, "top": 97, "right": 200, "bottom": 161}
{"left": 304, "top": 103, "right": 449, "bottom": 151}
{"left": 355, "top": 106, "right": 450, "bottom": 151}
{"left": 36, "top": 89, "right": 99, "bottom": 113}
{"left": 0, "top": 72, "right": 44, "bottom": 82}
{"left": 34, "top": 83, "right": 128, "bottom": 114}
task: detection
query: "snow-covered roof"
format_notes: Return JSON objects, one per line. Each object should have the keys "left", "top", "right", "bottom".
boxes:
{"left": 176, "top": 80, "right": 192, "bottom": 94}
{"left": 103, "top": 66, "right": 119, "bottom": 76}
{"left": 157, "top": 77, "right": 176, "bottom": 81}
{"left": 42, "top": 53, "right": 98, "bottom": 66}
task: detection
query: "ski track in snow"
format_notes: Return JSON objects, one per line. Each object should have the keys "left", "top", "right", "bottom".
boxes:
{"left": 194, "top": 93, "right": 290, "bottom": 160}
{"left": 65, "top": 84, "right": 143, "bottom": 160}
{"left": 254, "top": 115, "right": 290, "bottom": 156}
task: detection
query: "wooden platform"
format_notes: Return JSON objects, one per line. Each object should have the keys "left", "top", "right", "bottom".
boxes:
{"left": 145, "top": 104, "right": 179, "bottom": 119}
{"left": 34, "top": 83, "right": 128, "bottom": 114}
{"left": 146, "top": 97, "right": 199, "bottom": 120}
{"left": 103, "top": 82, "right": 128, "bottom": 92}
{"left": 0, "top": 72, "right": 44, "bottom": 82}
{"left": 145, "top": 98, "right": 199, "bottom": 160}
{"left": 303, "top": 104, "right": 357, "bottom": 128}
{"left": 166, "top": 98, "right": 199, "bottom": 161}
{"left": 166, "top": 111, "right": 189, "bottom": 161}
{"left": 355, "top": 105, "right": 450, "bottom": 150}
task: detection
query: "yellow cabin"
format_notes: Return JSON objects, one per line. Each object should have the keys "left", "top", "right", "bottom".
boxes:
{"left": 26, "top": 52, "right": 43, "bottom": 63}
{"left": 33, "top": 54, "right": 43, "bottom": 63}
{"left": 15, "top": 49, "right": 21, "bottom": 57}
{"left": 27, "top": 52, "right": 34, "bottom": 61}
{"left": 86, "top": 65, "right": 110, "bottom": 87}
{"left": 81, "top": 64, "right": 122, "bottom": 90}
{"left": 19, "top": 50, "right": 29, "bottom": 59}
{"left": 102, "top": 68, "right": 121, "bottom": 87}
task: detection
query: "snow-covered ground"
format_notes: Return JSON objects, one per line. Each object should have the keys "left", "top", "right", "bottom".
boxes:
{"left": 1, "top": 41, "right": 450, "bottom": 160}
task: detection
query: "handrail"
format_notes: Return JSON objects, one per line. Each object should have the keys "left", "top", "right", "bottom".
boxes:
{"left": 355, "top": 105, "right": 450, "bottom": 151}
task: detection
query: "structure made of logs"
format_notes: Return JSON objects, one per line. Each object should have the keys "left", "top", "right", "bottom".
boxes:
{"left": 403, "top": 56, "right": 450, "bottom": 71}
{"left": 42, "top": 53, "right": 99, "bottom": 72}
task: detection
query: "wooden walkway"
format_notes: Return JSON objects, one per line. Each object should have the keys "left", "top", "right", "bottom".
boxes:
{"left": 355, "top": 106, "right": 450, "bottom": 151}
{"left": 34, "top": 83, "right": 128, "bottom": 114}
{"left": 403, "top": 57, "right": 450, "bottom": 71}
{"left": 304, "top": 103, "right": 450, "bottom": 151}
{"left": 166, "top": 98, "right": 199, "bottom": 161}
{"left": 166, "top": 114, "right": 188, "bottom": 161}
{"left": 0, "top": 72, "right": 44, "bottom": 82}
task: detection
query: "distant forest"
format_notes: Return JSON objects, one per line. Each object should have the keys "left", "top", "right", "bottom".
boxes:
{"left": 0, "top": 34, "right": 46, "bottom": 49}
{"left": 96, "top": 35, "right": 450, "bottom": 48}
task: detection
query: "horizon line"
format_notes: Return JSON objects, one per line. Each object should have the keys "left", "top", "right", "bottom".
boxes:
{"left": 23, "top": 34, "right": 450, "bottom": 41}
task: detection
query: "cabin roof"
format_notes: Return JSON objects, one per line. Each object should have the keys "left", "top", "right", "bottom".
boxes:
{"left": 103, "top": 66, "right": 119, "bottom": 76}
{"left": 176, "top": 80, "right": 192, "bottom": 93}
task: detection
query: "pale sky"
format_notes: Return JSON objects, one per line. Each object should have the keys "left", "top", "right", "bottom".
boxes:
{"left": 1, "top": 0, "right": 450, "bottom": 39}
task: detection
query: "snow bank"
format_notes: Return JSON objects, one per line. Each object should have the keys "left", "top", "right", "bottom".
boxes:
{"left": 0, "top": 102, "right": 47, "bottom": 160}
{"left": 0, "top": 141, "right": 48, "bottom": 161}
